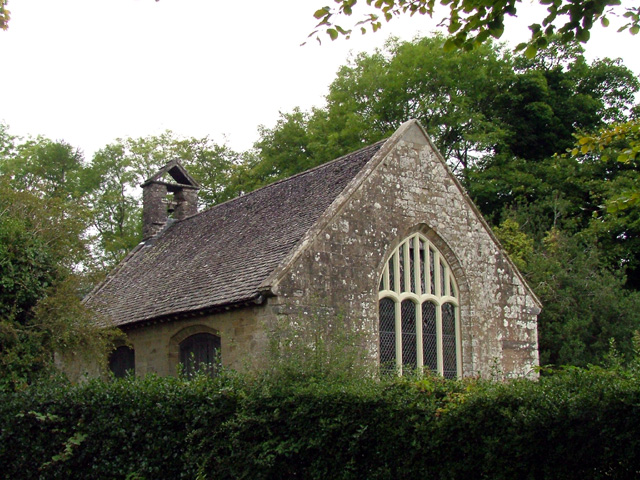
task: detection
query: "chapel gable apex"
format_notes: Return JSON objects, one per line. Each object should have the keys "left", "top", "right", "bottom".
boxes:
{"left": 261, "top": 119, "right": 541, "bottom": 310}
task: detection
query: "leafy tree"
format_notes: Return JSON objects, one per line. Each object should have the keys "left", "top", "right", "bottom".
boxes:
{"left": 466, "top": 151, "right": 612, "bottom": 235}
{"left": 0, "top": 135, "right": 86, "bottom": 201}
{"left": 493, "top": 217, "right": 534, "bottom": 271}
{"left": 318, "top": 35, "right": 513, "bottom": 171}
{"left": 0, "top": 177, "right": 116, "bottom": 390}
{"left": 82, "top": 143, "right": 143, "bottom": 268}
{"left": 525, "top": 228, "right": 640, "bottom": 366}
{"left": 0, "top": 127, "right": 121, "bottom": 389}
{"left": 229, "top": 109, "right": 321, "bottom": 194}
{"left": 571, "top": 118, "right": 640, "bottom": 211}
{"left": 553, "top": 118, "right": 640, "bottom": 287}
{"left": 84, "top": 131, "right": 241, "bottom": 268}
{"left": 493, "top": 219, "right": 640, "bottom": 366}
{"left": 246, "top": 35, "right": 512, "bottom": 179}
{"left": 493, "top": 45, "right": 639, "bottom": 161}
{"left": 0, "top": 124, "right": 16, "bottom": 158}
{"left": 312, "top": 0, "right": 640, "bottom": 56}
{"left": 250, "top": 35, "right": 637, "bottom": 183}
{"left": 0, "top": 131, "right": 91, "bottom": 269}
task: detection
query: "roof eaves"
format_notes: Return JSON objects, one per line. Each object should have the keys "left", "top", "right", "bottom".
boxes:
{"left": 117, "top": 293, "right": 267, "bottom": 331}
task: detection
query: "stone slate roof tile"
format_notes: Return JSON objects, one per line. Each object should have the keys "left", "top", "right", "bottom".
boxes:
{"left": 86, "top": 141, "right": 385, "bottom": 328}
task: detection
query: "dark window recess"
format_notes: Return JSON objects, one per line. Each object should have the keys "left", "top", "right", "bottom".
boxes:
{"left": 399, "top": 244, "right": 406, "bottom": 292}
{"left": 419, "top": 241, "right": 426, "bottom": 294}
{"left": 109, "top": 346, "right": 135, "bottom": 378}
{"left": 409, "top": 244, "right": 416, "bottom": 293}
{"left": 422, "top": 301, "right": 438, "bottom": 372}
{"left": 389, "top": 254, "right": 396, "bottom": 291}
{"left": 401, "top": 300, "right": 417, "bottom": 370}
{"left": 429, "top": 248, "right": 436, "bottom": 295}
{"left": 179, "top": 333, "right": 221, "bottom": 377}
{"left": 379, "top": 297, "right": 396, "bottom": 373}
{"left": 442, "top": 303, "right": 457, "bottom": 379}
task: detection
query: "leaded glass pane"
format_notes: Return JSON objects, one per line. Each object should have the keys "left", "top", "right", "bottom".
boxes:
{"left": 450, "top": 278, "right": 456, "bottom": 298}
{"left": 422, "top": 301, "right": 437, "bottom": 372}
{"left": 409, "top": 243, "right": 416, "bottom": 293}
{"left": 379, "top": 298, "right": 396, "bottom": 373}
{"left": 419, "top": 240, "right": 426, "bottom": 295}
{"left": 429, "top": 247, "right": 435, "bottom": 295}
{"left": 401, "top": 300, "right": 417, "bottom": 370}
{"left": 389, "top": 254, "right": 396, "bottom": 292}
{"left": 440, "top": 263, "right": 446, "bottom": 297}
{"left": 399, "top": 243, "right": 406, "bottom": 292}
{"left": 442, "top": 303, "right": 457, "bottom": 379}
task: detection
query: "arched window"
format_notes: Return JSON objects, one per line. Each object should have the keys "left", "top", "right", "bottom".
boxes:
{"left": 378, "top": 233, "right": 461, "bottom": 378}
{"left": 109, "top": 345, "right": 135, "bottom": 378}
{"left": 179, "top": 333, "right": 221, "bottom": 377}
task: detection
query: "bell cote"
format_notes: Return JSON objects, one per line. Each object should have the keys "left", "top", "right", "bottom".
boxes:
{"left": 141, "top": 160, "right": 200, "bottom": 241}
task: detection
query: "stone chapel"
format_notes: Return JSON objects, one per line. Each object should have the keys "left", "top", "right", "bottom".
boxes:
{"left": 82, "top": 119, "right": 541, "bottom": 380}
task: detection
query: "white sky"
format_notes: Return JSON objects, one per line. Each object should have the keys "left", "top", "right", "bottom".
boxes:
{"left": 2, "top": 0, "right": 638, "bottom": 159}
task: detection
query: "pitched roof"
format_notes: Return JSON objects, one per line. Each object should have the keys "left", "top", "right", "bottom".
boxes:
{"left": 85, "top": 141, "right": 385, "bottom": 328}
{"left": 141, "top": 159, "right": 201, "bottom": 191}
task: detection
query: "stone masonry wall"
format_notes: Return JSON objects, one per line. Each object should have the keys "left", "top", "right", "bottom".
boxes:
{"left": 269, "top": 123, "right": 539, "bottom": 378}
{"left": 61, "top": 305, "right": 272, "bottom": 381}
{"left": 124, "top": 305, "right": 271, "bottom": 376}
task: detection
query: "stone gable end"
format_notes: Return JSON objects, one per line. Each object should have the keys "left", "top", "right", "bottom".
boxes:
{"left": 268, "top": 121, "right": 539, "bottom": 378}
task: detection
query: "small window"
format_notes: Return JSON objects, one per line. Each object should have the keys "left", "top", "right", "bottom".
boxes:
{"left": 378, "top": 233, "right": 461, "bottom": 377}
{"left": 179, "top": 333, "right": 221, "bottom": 377}
{"left": 109, "top": 345, "right": 135, "bottom": 378}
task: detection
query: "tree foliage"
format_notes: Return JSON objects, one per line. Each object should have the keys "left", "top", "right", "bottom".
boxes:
{"left": 311, "top": 0, "right": 640, "bottom": 57}
{"left": 0, "top": 177, "right": 115, "bottom": 390}
{"left": 84, "top": 131, "right": 241, "bottom": 268}
{"left": 248, "top": 35, "right": 637, "bottom": 180}
{"left": 525, "top": 227, "right": 640, "bottom": 366}
{"left": 569, "top": 118, "right": 640, "bottom": 212}
{"left": 0, "top": 129, "right": 118, "bottom": 390}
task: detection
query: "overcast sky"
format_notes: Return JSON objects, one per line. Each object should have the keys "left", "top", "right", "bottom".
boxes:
{"left": 2, "top": 0, "right": 638, "bottom": 159}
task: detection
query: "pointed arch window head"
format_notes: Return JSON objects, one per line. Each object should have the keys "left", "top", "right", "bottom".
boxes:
{"left": 378, "top": 233, "right": 461, "bottom": 378}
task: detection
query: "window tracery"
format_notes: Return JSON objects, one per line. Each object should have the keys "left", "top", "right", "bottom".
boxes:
{"left": 378, "top": 233, "right": 461, "bottom": 378}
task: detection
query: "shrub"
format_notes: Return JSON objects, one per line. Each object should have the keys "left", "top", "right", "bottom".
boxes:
{"left": 1, "top": 367, "right": 640, "bottom": 479}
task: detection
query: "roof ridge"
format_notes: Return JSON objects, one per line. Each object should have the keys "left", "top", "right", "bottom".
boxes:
{"left": 253, "top": 139, "right": 387, "bottom": 191}
{"left": 175, "top": 139, "right": 388, "bottom": 225}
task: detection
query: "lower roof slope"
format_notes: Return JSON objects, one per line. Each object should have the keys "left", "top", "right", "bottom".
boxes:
{"left": 86, "top": 141, "right": 384, "bottom": 328}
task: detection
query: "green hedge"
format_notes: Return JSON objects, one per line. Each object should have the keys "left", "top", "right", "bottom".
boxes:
{"left": 1, "top": 368, "right": 640, "bottom": 479}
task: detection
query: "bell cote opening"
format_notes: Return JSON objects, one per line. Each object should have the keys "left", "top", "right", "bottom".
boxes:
{"left": 141, "top": 160, "right": 200, "bottom": 240}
